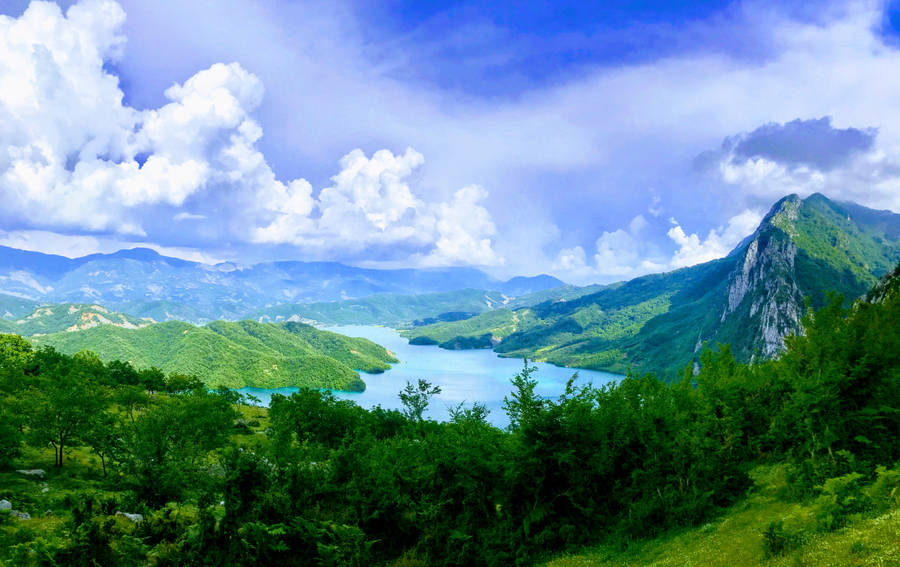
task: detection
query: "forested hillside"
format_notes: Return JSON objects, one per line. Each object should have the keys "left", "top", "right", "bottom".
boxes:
{"left": 32, "top": 320, "right": 398, "bottom": 391}
{"left": 405, "top": 194, "right": 900, "bottom": 377}
{"left": 0, "top": 265, "right": 897, "bottom": 566}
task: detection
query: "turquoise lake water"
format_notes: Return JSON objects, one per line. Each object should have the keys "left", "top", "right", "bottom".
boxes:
{"left": 237, "top": 325, "right": 621, "bottom": 428}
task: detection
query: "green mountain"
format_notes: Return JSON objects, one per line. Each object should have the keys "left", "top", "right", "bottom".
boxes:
{"left": 30, "top": 320, "right": 398, "bottom": 391}
{"left": 404, "top": 193, "right": 900, "bottom": 377}
{"left": 6, "top": 303, "right": 155, "bottom": 336}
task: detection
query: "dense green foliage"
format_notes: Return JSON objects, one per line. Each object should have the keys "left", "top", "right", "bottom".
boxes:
{"left": 405, "top": 194, "right": 900, "bottom": 378}
{"left": 31, "top": 320, "right": 397, "bottom": 390}
{"left": 1, "top": 266, "right": 897, "bottom": 566}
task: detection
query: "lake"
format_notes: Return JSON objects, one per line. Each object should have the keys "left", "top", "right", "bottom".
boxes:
{"left": 237, "top": 325, "right": 621, "bottom": 428}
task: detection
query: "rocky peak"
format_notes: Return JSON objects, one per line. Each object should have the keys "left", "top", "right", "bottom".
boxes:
{"left": 718, "top": 194, "right": 806, "bottom": 358}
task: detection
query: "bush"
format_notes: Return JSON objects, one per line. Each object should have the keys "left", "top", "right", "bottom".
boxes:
{"left": 761, "top": 520, "right": 806, "bottom": 558}
{"left": 814, "top": 472, "right": 872, "bottom": 531}
{"left": 865, "top": 465, "right": 900, "bottom": 512}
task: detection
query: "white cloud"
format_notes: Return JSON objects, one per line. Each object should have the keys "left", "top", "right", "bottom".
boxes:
{"left": 553, "top": 214, "right": 666, "bottom": 283}
{"left": 253, "top": 148, "right": 502, "bottom": 265}
{"left": 173, "top": 212, "right": 206, "bottom": 221}
{"left": 0, "top": 1, "right": 501, "bottom": 267}
{"left": 714, "top": 149, "right": 900, "bottom": 212}
{"left": 553, "top": 209, "right": 762, "bottom": 284}
{"left": 425, "top": 184, "right": 500, "bottom": 266}
{"left": 0, "top": 228, "right": 224, "bottom": 264}
{"left": 667, "top": 209, "right": 763, "bottom": 268}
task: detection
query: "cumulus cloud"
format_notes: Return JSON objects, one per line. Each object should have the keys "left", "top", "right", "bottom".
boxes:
{"left": 553, "top": 209, "right": 762, "bottom": 284}
{"left": 254, "top": 148, "right": 501, "bottom": 266}
{"left": 553, "top": 214, "right": 666, "bottom": 283}
{"left": 0, "top": 1, "right": 501, "bottom": 266}
{"left": 667, "top": 209, "right": 763, "bottom": 268}
{"left": 425, "top": 184, "right": 500, "bottom": 266}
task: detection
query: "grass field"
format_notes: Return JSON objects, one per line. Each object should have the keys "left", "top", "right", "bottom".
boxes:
{"left": 546, "top": 465, "right": 900, "bottom": 567}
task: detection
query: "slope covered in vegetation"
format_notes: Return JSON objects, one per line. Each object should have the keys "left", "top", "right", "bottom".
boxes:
{"left": 0, "top": 264, "right": 897, "bottom": 566}
{"left": 6, "top": 303, "right": 154, "bottom": 336}
{"left": 31, "top": 320, "right": 397, "bottom": 390}
{"left": 405, "top": 193, "right": 900, "bottom": 377}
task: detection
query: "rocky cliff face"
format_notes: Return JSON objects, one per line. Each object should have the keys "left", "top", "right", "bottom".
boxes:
{"left": 718, "top": 195, "right": 806, "bottom": 358}
{"left": 866, "top": 263, "right": 900, "bottom": 304}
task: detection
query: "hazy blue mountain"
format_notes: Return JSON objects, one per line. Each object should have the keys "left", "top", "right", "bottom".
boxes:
{"left": 0, "top": 247, "right": 564, "bottom": 321}
{"left": 248, "top": 283, "right": 599, "bottom": 327}
{"left": 404, "top": 193, "right": 900, "bottom": 378}
{"left": 0, "top": 293, "right": 40, "bottom": 320}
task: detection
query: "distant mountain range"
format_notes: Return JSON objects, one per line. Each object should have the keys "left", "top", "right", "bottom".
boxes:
{"left": 4, "top": 192, "right": 897, "bottom": 384}
{"left": 0, "top": 247, "right": 565, "bottom": 322}
{"left": 404, "top": 193, "right": 900, "bottom": 377}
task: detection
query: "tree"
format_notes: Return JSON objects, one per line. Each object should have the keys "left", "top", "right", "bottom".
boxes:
{"left": 502, "top": 359, "right": 541, "bottom": 431}
{"left": 122, "top": 389, "right": 238, "bottom": 505}
{"left": 399, "top": 379, "right": 441, "bottom": 424}
{"left": 25, "top": 348, "right": 107, "bottom": 468}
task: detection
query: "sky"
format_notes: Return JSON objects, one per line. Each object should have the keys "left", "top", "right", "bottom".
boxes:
{"left": 2, "top": 0, "right": 900, "bottom": 283}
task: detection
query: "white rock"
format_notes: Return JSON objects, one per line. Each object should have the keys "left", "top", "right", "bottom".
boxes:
{"left": 0, "top": 500, "right": 10, "bottom": 510}
{"left": 115, "top": 511, "right": 143, "bottom": 522}
{"left": 15, "top": 469, "right": 45, "bottom": 479}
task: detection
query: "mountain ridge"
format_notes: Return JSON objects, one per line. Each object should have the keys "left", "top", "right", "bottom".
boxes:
{"left": 0, "top": 247, "right": 565, "bottom": 321}
{"left": 404, "top": 193, "right": 900, "bottom": 376}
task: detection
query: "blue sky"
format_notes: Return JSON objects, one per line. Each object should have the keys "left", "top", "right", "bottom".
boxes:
{"left": 1, "top": 0, "right": 900, "bottom": 283}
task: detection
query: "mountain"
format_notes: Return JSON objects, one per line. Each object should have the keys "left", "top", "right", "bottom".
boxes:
{"left": 249, "top": 283, "right": 603, "bottom": 327}
{"left": 0, "top": 293, "right": 39, "bottom": 320}
{"left": 404, "top": 193, "right": 900, "bottom": 377}
{"left": 30, "top": 320, "right": 398, "bottom": 391}
{"left": 5, "top": 303, "right": 154, "bottom": 336}
{"left": 866, "top": 260, "right": 900, "bottom": 303}
{"left": 0, "top": 246, "right": 564, "bottom": 321}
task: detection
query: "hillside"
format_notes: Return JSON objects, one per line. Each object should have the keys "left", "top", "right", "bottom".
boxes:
{"left": 30, "top": 320, "right": 398, "bottom": 391}
{"left": 0, "top": 246, "right": 565, "bottom": 321}
{"left": 252, "top": 289, "right": 509, "bottom": 326}
{"left": 405, "top": 193, "right": 900, "bottom": 376}
{"left": 6, "top": 303, "right": 154, "bottom": 336}
{"left": 0, "top": 293, "right": 39, "bottom": 320}
{"left": 249, "top": 284, "right": 605, "bottom": 327}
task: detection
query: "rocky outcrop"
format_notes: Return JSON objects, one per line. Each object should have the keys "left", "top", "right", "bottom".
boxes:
{"left": 15, "top": 469, "right": 45, "bottom": 479}
{"left": 719, "top": 196, "right": 805, "bottom": 358}
{"left": 866, "top": 263, "right": 900, "bottom": 304}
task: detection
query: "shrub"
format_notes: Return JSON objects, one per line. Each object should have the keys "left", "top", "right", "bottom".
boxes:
{"left": 814, "top": 472, "right": 871, "bottom": 531}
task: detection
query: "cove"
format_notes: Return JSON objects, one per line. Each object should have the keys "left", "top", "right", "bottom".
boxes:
{"left": 237, "top": 325, "right": 622, "bottom": 428}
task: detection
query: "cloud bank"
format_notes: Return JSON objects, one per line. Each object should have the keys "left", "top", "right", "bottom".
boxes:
{"left": 0, "top": 0, "right": 500, "bottom": 266}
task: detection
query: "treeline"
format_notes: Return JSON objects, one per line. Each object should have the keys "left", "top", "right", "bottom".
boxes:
{"left": 0, "top": 289, "right": 899, "bottom": 566}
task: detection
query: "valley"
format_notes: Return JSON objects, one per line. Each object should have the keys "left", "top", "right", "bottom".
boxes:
{"left": 2, "top": 192, "right": 900, "bottom": 566}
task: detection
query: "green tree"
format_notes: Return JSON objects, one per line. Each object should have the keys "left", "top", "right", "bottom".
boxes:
{"left": 399, "top": 379, "right": 441, "bottom": 424}
{"left": 502, "top": 359, "right": 541, "bottom": 431}
{"left": 25, "top": 347, "right": 107, "bottom": 468}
